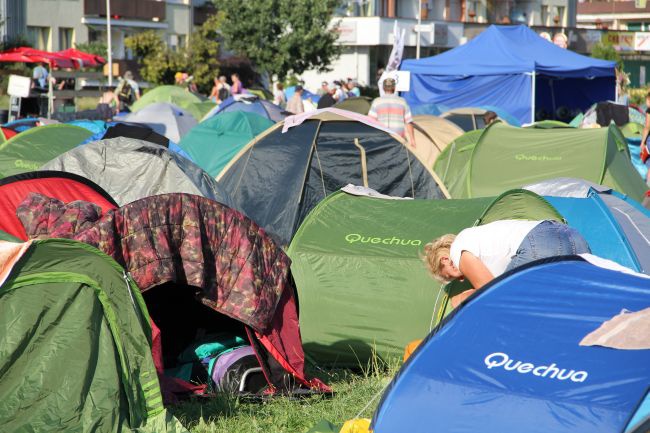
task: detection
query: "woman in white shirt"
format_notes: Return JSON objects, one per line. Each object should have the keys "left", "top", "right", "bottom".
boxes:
{"left": 424, "top": 220, "right": 590, "bottom": 307}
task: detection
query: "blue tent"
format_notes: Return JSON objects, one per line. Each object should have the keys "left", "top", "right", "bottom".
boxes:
{"left": 372, "top": 257, "right": 650, "bottom": 433}
{"left": 400, "top": 25, "right": 616, "bottom": 125}
{"left": 202, "top": 96, "right": 287, "bottom": 122}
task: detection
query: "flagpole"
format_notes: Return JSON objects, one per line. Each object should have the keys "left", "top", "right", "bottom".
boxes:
{"left": 106, "top": 0, "right": 113, "bottom": 87}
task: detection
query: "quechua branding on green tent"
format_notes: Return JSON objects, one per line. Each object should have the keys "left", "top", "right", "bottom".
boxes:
{"left": 434, "top": 122, "right": 647, "bottom": 201}
{"left": 0, "top": 124, "right": 92, "bottom": 179}
{"left": 287, "top": 189, "right": 563, "bottom": 367}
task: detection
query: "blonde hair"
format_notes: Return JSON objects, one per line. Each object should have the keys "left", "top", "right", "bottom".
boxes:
{"left": 423, "top": 234, "right": 456, "bottom": 283}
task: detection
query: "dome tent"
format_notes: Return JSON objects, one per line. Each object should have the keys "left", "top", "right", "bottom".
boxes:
{"left": 0, "top": 171, "right": 117, "bottom": 240}
{"left": 0, "top": 238, "right": 187, "bottom": 432}
{"left": 178, "top": 111, "right": 274, "bottom": 176}
{"left": 434, "top": 122, "right": 647, "bottom": 201}
{"left": 410, "top": 114, "right": 464, "bottom": 168}
{"left": 41, "top": 137, "right": 234, "bottom": 207}
{"left": 371, "top": 257, "right": 650, "bottom": 433}
{"left": 115, "top": 102, "right": 197, "bottom": 143}
{"left": 0, "top": 124, "right": 93, "bottom": 178}
{"left": 287, "top": 188, "right": 564, "bottom": 366}
{"left": 15, "top": 193, "right": 331, "bottom": 397}
{"left": 217, "top": 108, "right": 449, "bottom": 245}
{"left": 130, "top": 85, "right": 202, "bottom": 119}
{"left": 202, "top": 95, "right": 287, "bottom": 123}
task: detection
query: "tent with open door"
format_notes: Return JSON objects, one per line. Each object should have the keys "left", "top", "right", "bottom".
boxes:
{"left": 400, "top": 25, "right": 616, "bottom": 125}
{"left": 433, "top": 123, "right": 647, "bottom": 201}
{"left": 371, "top": 257, "right": 650, "bottom": 433}
{"left": 15, "top": 192, "right": 331, "bottom": 397}
{"left": 217, "top": 108, "right": 448, "bottom": 245}
{"left": 287, "top": 188, "right": 564, "bottom": 366}
{"left": 0, "top": 238, "right": 187, "bottom": 432}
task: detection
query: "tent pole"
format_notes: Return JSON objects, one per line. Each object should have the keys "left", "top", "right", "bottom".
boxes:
{"left": 530, "top": 71, "right": 536, "bottom": 125}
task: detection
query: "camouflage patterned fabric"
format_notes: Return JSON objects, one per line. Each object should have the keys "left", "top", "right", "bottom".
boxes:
{"left": 18, "top": 192, "right": 331, "bottom": 394}
{"left": 18, "top": 192, "right": 288, "bottom": 331}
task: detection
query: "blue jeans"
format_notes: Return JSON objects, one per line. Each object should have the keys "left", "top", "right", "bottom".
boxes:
{"left": 505, "top": 221, "right": 591, "bottom": 272}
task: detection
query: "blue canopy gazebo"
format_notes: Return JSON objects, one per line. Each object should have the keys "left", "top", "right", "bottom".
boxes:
{"left": 400, "top": 25, "right": 616, "bottom": 125}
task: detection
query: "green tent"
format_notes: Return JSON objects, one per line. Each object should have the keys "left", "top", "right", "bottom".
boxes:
{"left": 188, "top": 100, "right": 218, "bottom": 120}
{"left": 433, "top": 123, "right": 647, "bottom": 201}
{"left": 334, "top": 96, "right": 372, "bottom": 115}
{"left": 0, "top": 238, "right": 187, "bottom": 432}
{"left": 621, "top": 121, "right": 644, "bottom": 138}
{"left": 179, "top": 111, "right": 274, "bottom": 176}
{"left": 287, "top": 189, "right": 563, "bottom": 366}
{"left": 132, "top": 85, "right": 202, "bottom": 119}
{"left": 0, "top": 124, "right": 92, "bottom": 179}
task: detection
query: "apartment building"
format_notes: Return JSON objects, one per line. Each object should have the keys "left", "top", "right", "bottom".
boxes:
{"left": 301, "top": 0, "right": 576, "bottom": 90}
{"left": 0, "top": 0, "right": 211, "bottom": 56}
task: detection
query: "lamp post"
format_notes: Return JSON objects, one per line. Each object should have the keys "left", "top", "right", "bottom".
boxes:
{"left": 106, "top": 0, "right": 113, "bottom": 86}
{"left": 416, "top": 1, "right": 422, "bottom": 59}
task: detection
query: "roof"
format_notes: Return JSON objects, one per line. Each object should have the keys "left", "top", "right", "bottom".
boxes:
{"left": 401, "top": 25, "right": 615, "bottom": 78}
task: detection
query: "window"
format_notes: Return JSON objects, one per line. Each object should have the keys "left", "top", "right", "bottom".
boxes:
{"left": 27, "top": 26, "right": 51, "bottom": 51}
{"left": 541, "top": 5, "right": 549, "bottom": 26}
{"left": 59, "top": 27, "right": 74, "bottom": 50}
{"left": 555, "top": 6, "right": 565, "bottom": 26}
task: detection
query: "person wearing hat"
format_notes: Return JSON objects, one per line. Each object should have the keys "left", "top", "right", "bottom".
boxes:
{"left": 286, "top": 85, "right": 304, "bottom": 114}
{"left": 317, "top": 81, "right": 337, "bottom": 109}
{"left": 368, "top": 77, "right": 416, "bottom": 147}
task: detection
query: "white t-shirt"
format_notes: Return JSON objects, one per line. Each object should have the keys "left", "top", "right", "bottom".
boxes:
{"left": 450, "top": 220, "right": 543, "bottom": 278}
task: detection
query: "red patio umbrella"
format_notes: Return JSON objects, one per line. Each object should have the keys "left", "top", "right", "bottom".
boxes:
{"left": 57, "top": 48, "right": 106, "bottom": 68}
{"left": 6, "top": 47, "right": 76, "bottom": 69}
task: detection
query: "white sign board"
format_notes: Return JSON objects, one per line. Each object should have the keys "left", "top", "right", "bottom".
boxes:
{"left": 635, "top": 32, "right": 650, "bottom": 51}
{"left": 337, "top": 21, "right": 357, "bottom": 44}
{"left": 8, "top": 75, "right": 31, "bottom": 98}
{"left": 385, "top": 70, "right": 411, "bottom": 92}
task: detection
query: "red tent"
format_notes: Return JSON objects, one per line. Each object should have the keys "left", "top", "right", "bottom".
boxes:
{"left": 0, "top": 171, "right": 118, "bottom": 240}
{"left": 57, "top": 48, "right": 106, "bottom": 68}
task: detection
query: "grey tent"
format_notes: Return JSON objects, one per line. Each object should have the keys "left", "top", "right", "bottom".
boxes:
{"left": 41, "top": 137, "right": 234, "bottom": 207}
{"left": 115, "top": 102, "right": 197, "bottom": 143}
{"left": 217, "top": 109, "right": 449, "bottom": 245}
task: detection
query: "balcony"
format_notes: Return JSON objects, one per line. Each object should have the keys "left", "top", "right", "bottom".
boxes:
{"left": 84, "top": 0, "right": 166, "bottom": 22}
{"left": 578, "top": 1, "right": 650, "bottom": 15}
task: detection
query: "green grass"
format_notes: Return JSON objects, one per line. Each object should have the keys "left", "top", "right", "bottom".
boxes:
{"left": 170, "top": 359, "right": 400, "bottom": 433}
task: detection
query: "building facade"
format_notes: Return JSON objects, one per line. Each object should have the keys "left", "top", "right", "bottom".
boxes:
{"left": 10, "top": 0, "right": 210, "bottom": 56}
{"left": 301, "top": 0, "right": 577, "bottom": 90}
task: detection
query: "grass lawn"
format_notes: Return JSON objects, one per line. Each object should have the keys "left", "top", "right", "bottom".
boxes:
{"left": 170, "top": 361, "right": 399, "bottom": 433}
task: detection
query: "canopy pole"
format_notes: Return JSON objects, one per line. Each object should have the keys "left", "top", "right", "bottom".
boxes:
{"left": 530, "top": 71, "right": 536, "bottom": 125}
{"left": 106, "top": 0, "right": 113, "bottom": 87}
{"left": 47, "top": 63, "right": 53, "bottom": 118}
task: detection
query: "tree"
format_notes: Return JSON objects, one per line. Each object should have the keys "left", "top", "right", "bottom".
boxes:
{"left": 124, "top": 14, "right": 223, "bottom": 92}
{"left": 591, "top": 41, "right": 622, "bottom": 68}
{"left": 215, "top": 0, "right": 341, "bottom": 81}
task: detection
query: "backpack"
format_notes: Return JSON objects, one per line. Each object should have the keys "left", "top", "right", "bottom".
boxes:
{"left": 218, "top": 87, "right": 230, "bottom": 102}
{"left": 118, "top": 81, "right": 134, "bottom": 104}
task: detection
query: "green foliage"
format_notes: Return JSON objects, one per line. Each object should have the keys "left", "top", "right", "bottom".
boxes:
{"left": 125, "top": 14, "right": 223, "bottom": 93}
{"left": 216, "top": 0, "right": 342, "bottom": 81}
{"left": 74, "top": 41, "right": 108, "bottom": 58}
{"left": 591, "top": 42, "right": 623, "bottom": 67}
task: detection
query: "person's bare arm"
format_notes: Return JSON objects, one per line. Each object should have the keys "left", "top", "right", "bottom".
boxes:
{"left": 643, "top": 113, "right": 650, "bottom": 153}
{"left": 458, "top": 251, "right": 494, "bottom": 290}
{"left": 406, "top": 122, "right": 416, "bottom": 148}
